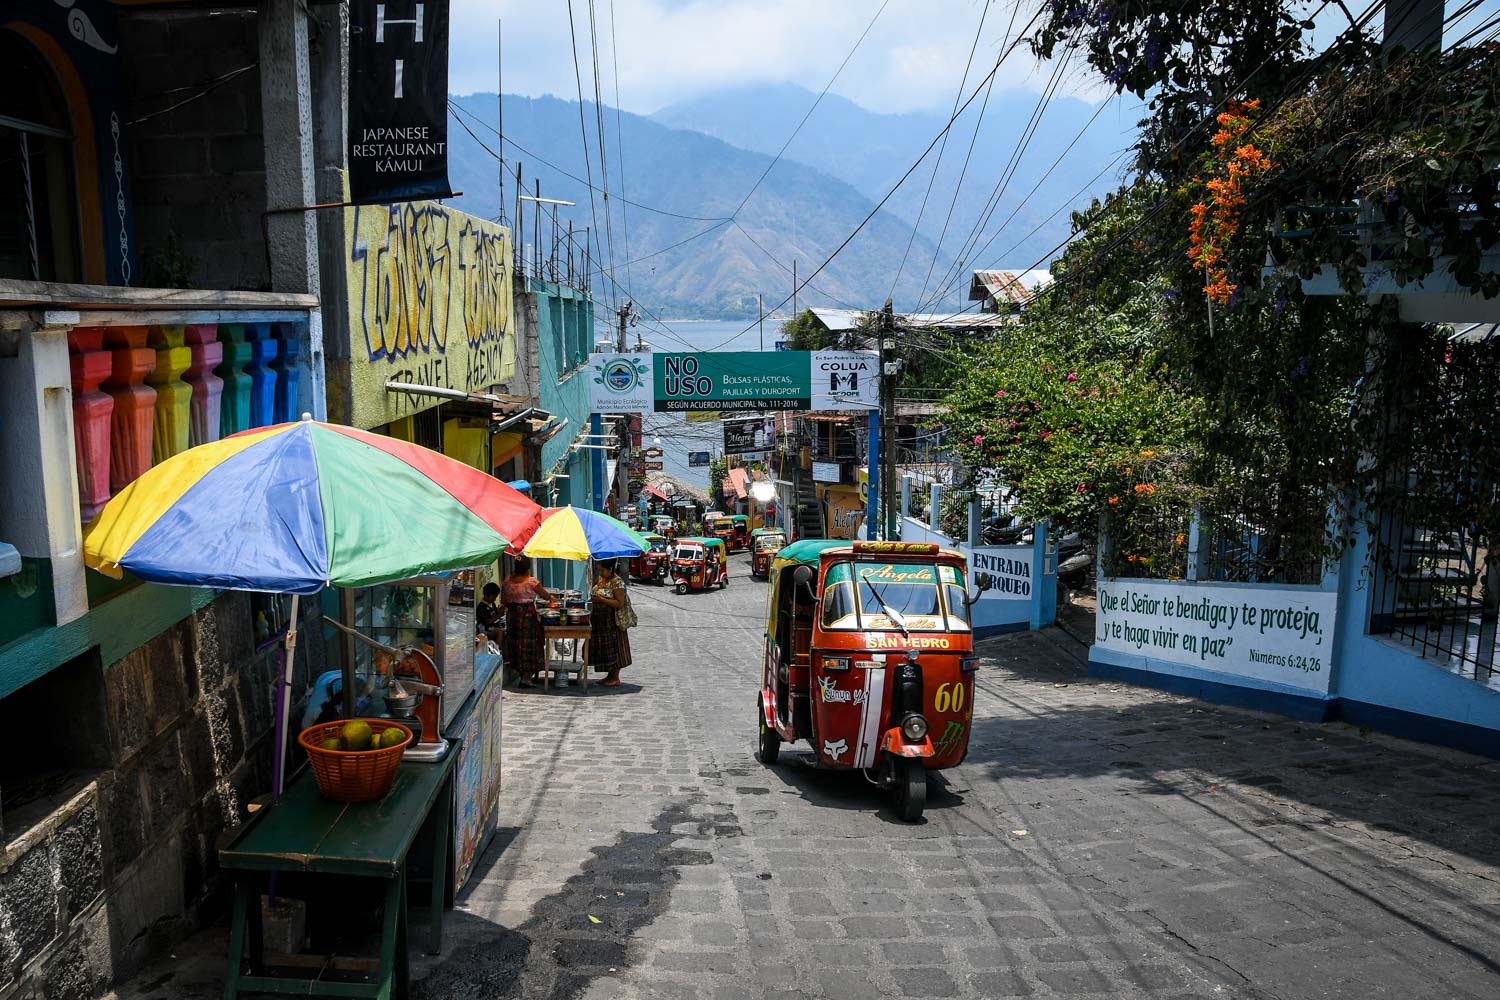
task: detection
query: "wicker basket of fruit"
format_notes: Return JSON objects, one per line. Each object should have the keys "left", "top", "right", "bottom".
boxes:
{"left": 298, "top": 719, "right": 412, "bottom": 802}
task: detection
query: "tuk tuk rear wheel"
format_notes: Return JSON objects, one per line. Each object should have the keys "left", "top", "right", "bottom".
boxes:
{"left": 757, "top": 699, "right": 781, "bottom": 765}
{"left": 891, "top": 756, "right": 926, "bottom": 822}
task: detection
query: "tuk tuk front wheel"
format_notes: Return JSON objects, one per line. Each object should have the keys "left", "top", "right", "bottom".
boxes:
{"left": 675, "top": 581, "right": 686, "bottom": 595}
{"left": 891, "top": 756, "right": 926, "bottom": 822}
{"left": 756, "top": 699, "right": 781, "bottom": 765}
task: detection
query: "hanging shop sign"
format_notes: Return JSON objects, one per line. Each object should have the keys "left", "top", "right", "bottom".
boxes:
{"left": 349, "top": 0, "right": 453, "bottom": 204}
{"left": 643, "top": 447, "right": 665, "bottom": 459}
{"left": 812, "top": 461, "right": 842, "bottom": 483}
{"left": 1095, "top": 579, "right": 1339, "bottom": 695}
{"left": 644, "top": 461, "right": 664, "bottom": 471}
{"left": 688, "top": 451, "right": 711, "bottom": 467}
{"left": 588, "top": 351, "right": 879, "bottom": 413}
{"left": 724, "top": 415, "right": 777, "bottom": 455}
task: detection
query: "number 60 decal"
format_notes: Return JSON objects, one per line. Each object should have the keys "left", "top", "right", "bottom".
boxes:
{"left": 934, "top": 682, "right": 966, "bottom": 714}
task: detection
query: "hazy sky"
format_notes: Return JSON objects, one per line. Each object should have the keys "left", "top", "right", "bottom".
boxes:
{"left": 453, "top": 1, "right": 1499, "bottom": 116}
{"left": 455, "top": 0, "right": 1077, "bottom": 115}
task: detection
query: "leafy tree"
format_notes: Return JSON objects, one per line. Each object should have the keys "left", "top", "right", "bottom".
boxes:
{"left": 781, "top": 310, "right": 837, "bottom": 351}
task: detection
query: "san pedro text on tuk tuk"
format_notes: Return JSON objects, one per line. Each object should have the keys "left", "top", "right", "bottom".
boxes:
{"left": 671, "top": 536, "right": 729, "bottom": 593}
{"left": 750, "top": 526, "right": 787, "bottom": 577}
{"left": 758, "top": 540, "right": 977, "bottom": 821}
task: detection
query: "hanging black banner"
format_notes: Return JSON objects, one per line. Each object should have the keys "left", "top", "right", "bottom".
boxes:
{"left": 348, "top": 1, "right": 453, "bottom": 204}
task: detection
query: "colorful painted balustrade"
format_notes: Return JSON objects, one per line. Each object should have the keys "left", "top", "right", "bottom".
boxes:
{"left": 68, "top": 320, "right": 309, "bottom": 518}
{"left": 68, "top": 329, "right": 114, "bottom": 521}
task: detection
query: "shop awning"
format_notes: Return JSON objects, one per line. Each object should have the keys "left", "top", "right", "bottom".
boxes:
{"left": 644, "top": 484, "right": 670, "bottom": 501}
{"left": 724, "top": 467, "right": 750, "bottom": 501}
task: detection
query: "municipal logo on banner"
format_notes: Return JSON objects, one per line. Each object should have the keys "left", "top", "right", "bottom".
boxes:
{"left": 812, "top": 351, "right": 880, "bottom": 411}
{"left": 588, "top": 353, "right": 654, "bottom": 413}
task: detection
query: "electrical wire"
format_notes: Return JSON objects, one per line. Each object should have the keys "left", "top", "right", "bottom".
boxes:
{"left": 913, "top": 0, "right": 1020, "bottom": 310}
{"left": 609, "top": 0, "right": 634, "bottom": 299}
{"left": 567, "top": 0, "right": 612, "bottom": 313}
{"left": 587, "top": 0, "right": 620, "bottom": 313}
{"left": 696, "top": 3, "right": 1052, "bottom": 354}
{"left": 728, "top": 0, "right": 892, "bottom": 221}
{"left": 888, "top": 0, "right": 992, "bottom": 302}
{"left": 447, "top": 100, "right": 731, "bottom": 222}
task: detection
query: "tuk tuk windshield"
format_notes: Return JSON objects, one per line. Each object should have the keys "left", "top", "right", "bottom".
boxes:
{"left": 819, "top": 560, "right": 970, "bottom": 632}
{"left": 754, "top": 533, "right": 786, "bottom": 552}
{"left": 675, "top": 544, "right": 705, "bottom": 562}
{"left": 648, "top": 538, "right": 669, "bottom": 553}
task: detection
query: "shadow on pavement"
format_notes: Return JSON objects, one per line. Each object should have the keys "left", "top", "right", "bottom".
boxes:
{"left": 413, "top": 794, "right": 733, "bottom": 1000}
{"left": 755, "top": 751, "right": 966, "bottom": 825}
{"left": 968, "top": 632, "right": 1500, "bottom": 979}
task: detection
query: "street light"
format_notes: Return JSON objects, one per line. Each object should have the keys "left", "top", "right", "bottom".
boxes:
{"left": 750, "top": 479, "right": 776, "bottom": 530}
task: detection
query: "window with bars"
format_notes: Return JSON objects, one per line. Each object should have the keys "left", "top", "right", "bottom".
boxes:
{"left": 0, "top": 30, "right": 81, "bottom": 283}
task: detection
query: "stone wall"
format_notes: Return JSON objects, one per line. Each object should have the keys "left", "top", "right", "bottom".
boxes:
{"left": 0, "top": 592, "right": 328, "bottom": 996}
{"left": 119, "top": 9, "right": 269, "bottom": 291}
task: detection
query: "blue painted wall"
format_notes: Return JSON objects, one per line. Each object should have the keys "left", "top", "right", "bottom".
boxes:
{"left": 1087, "top": 520, "right": 1500, "bottom": 756}
{"left": 530, "top": 277, "right": 596, "bottom": 592}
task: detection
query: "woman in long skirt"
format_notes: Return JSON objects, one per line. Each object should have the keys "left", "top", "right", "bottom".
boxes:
{"left": 589, "top": 560, "right": 632, "bottom": 687}
{"left": 503, "top": 556, "right": 553, "bottom": 687}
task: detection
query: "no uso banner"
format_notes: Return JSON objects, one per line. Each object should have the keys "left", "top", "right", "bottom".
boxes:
{"left": 587, "top": 351, "right": 879, "bottom": 412}
{"left": 349, "top": 1, "right": 453, "bottom": 204}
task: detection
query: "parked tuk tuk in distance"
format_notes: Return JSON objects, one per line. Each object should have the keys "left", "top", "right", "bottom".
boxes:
{"left": 651, "top": 515, "right": 677, "bottom": 540}
{"left": 730, "top": 514, "right": 751, "bottom": 551}
{"left": 672, "top": 537, "right": 730, "bottom": 593}
{"left": 750, "top": 527, "right": 787, "bottom": 577}
{"left": 630, "top": 533, "right": 671, "bottom": 584}
{"left": 758, "top": 540, "right": 976, "bottom": 821}
{"left": 710, "top": 516, "right": 737, "bottom": 549}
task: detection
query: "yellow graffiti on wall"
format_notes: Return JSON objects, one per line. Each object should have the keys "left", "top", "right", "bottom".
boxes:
{"left": 346, "top": 202, "right": 515, "bottom": 429}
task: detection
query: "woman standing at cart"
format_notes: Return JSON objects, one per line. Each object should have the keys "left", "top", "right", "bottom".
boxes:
{"left": 589, "top": 560, "right": 633, "bottom": 687}
{"left": 503, "top": 556, "right": 554, "bottom": 688}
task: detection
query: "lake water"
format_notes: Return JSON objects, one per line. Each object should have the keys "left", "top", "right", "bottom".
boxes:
{"left": 632, "top": 317, "right": 790, "bottom": 489}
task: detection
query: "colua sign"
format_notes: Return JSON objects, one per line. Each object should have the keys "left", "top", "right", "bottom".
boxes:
{"left": 587, "top": 351, "right": 878, "bottom": 413}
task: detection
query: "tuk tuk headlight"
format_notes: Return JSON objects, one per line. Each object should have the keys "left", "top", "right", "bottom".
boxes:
{"left": 902, "top": 714, "right": 929, "bottom": 741}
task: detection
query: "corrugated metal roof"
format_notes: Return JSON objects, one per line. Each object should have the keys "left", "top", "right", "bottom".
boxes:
{"left": 1450, "top": 323, "right": 1498, "bottom": 344}
{"left": 969, "top": 269, "right": 1053, "bottom": 309}
{"left": 809, "top": 307, "right": 1015, "bottom": 333}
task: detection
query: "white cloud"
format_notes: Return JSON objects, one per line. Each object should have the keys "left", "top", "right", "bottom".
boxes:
{"left": 452, "top": 0, "right": 1091, "bottom": 114}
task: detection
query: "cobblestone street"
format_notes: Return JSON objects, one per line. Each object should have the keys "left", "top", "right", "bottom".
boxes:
{"left": 121, "top": 552, "right": 1500, "bottom": 999}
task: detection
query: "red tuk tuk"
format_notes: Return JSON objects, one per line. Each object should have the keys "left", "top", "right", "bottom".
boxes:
{"left": 730, "top": 514, "right": 751, "bottom": 551}
{"left": 710, "top": 516, "right": 736, "bottom": 549}
{"left": 750, "top": 527, "right": 787, "bottom": 577}
{"left": 672, "top": 537, "right": 729, "bottom": 593}
{"left": 757, "top": 540, "right": 976, "bottom": 821}
{"left": 630, "top": 533, "right": 671, "bottom": 583}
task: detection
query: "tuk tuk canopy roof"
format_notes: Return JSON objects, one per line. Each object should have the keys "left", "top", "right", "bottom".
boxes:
{"left": 677, "top": 536, "right": 726, "bottom": 550}
{"left": 751, "top": 527, "right": 786, "bottom": 537}
{"left": 773, "top": 539, "right": 850, "bottom": 567}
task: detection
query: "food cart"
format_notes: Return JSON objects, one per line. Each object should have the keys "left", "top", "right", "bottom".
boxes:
{"left": 348, "top": 574, "right": 503, "bottom": 894}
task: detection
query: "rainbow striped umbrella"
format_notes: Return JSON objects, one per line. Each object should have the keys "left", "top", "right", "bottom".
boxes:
{"left": 522, "top": 506, "right": 651, "bottom": 561}
{"left": 83, "top": 417, "right": 544, "bottom": 803}
{"left": 84, "top": 418, "right": 543, "bottom": 593}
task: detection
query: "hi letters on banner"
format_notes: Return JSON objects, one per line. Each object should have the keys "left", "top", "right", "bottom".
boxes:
{"left": 349, "top": 1, "right": 453, "bottom": 204}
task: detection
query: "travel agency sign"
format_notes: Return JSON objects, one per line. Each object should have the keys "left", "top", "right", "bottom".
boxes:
{"left": 588, "top": 351, "right": 879, "bottom": 412}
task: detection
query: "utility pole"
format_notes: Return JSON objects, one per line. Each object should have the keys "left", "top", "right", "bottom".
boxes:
{"left": 758, "top": 293, "right": 764, "bottom": 351}
{"left": 792, "top": 259, "right": 797, "bottom": 318}
{"left": 879, "top": 300, "right": 899, "bottom": 541}
{"left": 497, "top": 19, "right": 504, "bottom": 225}
{"left": 617, "top": 300, "right": 635, "bottom": 352}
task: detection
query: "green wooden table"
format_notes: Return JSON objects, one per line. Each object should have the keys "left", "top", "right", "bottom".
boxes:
{"left": 220, "top": 746, "right": 458, "bottom": 999}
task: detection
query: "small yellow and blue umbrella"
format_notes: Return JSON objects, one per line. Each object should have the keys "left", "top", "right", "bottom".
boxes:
{"left": 522, "top": 506, "right": 650, "bottom": 561}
